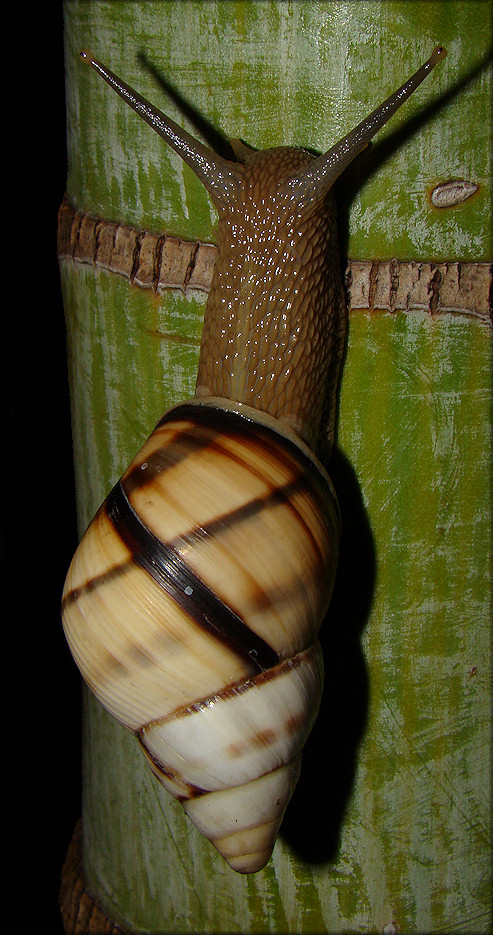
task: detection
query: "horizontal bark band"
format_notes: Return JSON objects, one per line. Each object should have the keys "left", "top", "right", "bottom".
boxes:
{"left": 57, "top": 196, "right": 492, "bottom": 323}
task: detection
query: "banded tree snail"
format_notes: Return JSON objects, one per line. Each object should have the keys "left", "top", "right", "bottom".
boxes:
{"left": 62, "top": 46, "right": 447, "bottom": 873}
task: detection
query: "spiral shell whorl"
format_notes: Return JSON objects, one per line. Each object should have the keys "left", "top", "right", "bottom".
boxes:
{"left": 140, "top": 644, "right": 323, "bottom": 871}
{"left": 62, "top": 399, "right": 339, "bottom": 871}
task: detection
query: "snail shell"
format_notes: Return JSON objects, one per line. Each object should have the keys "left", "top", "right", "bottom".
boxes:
{"left": 63, "top": 399, "right": 339, "bottom": 871}
{"left": 62, "top": 47, "right": 446, "bottom": 872}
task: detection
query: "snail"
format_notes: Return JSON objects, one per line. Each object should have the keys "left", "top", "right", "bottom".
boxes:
{"left": 62, "top": 45, "right": 447, "bottom": 873}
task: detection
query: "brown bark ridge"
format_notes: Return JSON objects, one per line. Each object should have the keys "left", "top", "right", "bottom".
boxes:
{"left": 57, "top": 196, "right": 492, "bottom": 324}
{"left": 59, "top": 821, "right": 126, "bottom": 934}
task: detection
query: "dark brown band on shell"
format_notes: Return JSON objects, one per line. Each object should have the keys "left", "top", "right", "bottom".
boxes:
{"left": 106, "top": 479, "right": 280, "bottom": 673}
{"left": 142, "top": 647, "right": 314, "bottom": 730}
{"left": 138, "top": 738, "right": 208, "bottom": 800}
{"left": 157, "top": 402, "right": 340, "bottom": 533}
{"left": 61, "top": 555, "right": 132, "bottom": 609}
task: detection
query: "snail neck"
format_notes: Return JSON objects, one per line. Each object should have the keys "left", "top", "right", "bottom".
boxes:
{"left": 194, "top": 147, "right": 345, "bottom": 454}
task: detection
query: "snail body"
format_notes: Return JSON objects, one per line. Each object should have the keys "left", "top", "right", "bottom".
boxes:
{"left": 62, "top": 46, "right": 446, "bottom": 872}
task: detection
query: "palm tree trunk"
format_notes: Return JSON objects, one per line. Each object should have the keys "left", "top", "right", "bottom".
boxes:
{"left": 59, "top": 2, "right": 492, "bottom": 931}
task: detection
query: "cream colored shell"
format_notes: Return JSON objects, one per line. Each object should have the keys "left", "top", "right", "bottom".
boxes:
{"left": 62, "top": 399, "right": 340, "bottom": 872}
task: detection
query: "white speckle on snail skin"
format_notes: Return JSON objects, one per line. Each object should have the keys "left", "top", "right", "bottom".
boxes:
{"left": 431, "top": 179, "right": 478, "bottom": 208}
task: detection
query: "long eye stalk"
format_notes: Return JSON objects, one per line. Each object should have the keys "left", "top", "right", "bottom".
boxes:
{"left": 288, "top": 45, "right": 447, "bottom": 202}
{"left": 80, "top": 49, "right": 242, "bottom": 207}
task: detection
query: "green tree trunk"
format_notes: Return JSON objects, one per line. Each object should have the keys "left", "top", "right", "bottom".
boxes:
{"left": 59, "top": 2, "right": 491, "bottom": 932}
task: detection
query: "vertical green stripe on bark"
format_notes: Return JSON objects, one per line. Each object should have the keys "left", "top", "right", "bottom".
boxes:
{"left": 60, "top": 265, "right": 204, "bottom": 530}
{"left": 338, "top": 310, "right": 491, "bottom": 934}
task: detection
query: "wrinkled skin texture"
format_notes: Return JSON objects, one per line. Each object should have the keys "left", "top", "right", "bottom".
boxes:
{"left": 195, "top": 146, "right": 346, "bottom": 453}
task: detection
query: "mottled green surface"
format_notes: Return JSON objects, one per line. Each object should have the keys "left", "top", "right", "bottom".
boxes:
{"left": 60, "top": 2, "right": 492, "bottom": 932}
{"left": 61, "top": 268, "right": 205, "bottom": 525}
{"left": 64, "top": 0, "right": 491, "bottom": 260}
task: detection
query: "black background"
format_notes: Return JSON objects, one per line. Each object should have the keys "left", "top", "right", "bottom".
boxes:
{"left": 5, "top": 5, "right": 81, "bottom": 931}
